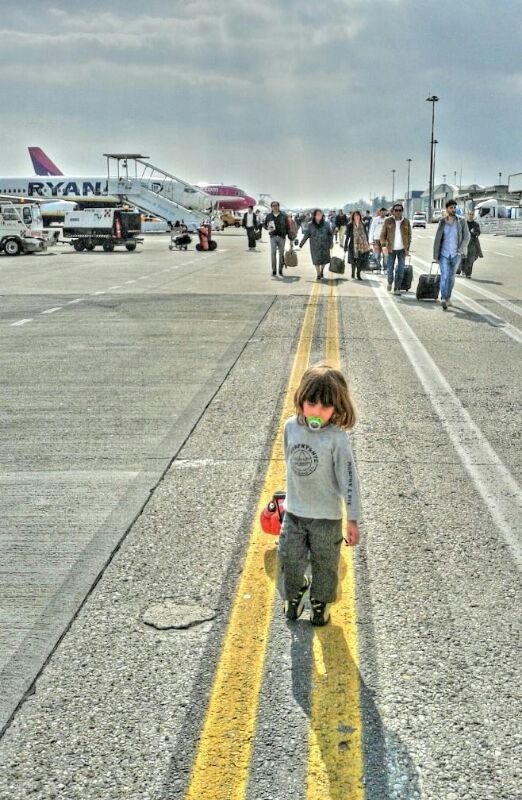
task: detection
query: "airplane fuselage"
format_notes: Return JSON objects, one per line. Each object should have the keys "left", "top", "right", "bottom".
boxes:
{"left": 199, "top": 184, "right": 256, "bottom": 211}
{"left": 0, "top": 177, "right": 113, "bottom": 203}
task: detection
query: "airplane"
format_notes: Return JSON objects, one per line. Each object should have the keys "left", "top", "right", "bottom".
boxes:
{"left": 0, "top": 148, "right": 211, "bottom": 228}
{"left": 29, "top": 147, "right": 257, "bottom": 211}
{"left": 195, "top": 183, "right": 257, "bottom": 212}
{"left": 28, "top": 147, "right": 63, "bottom": 176}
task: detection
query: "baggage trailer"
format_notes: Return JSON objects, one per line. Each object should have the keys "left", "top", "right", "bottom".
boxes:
{"left": 0, "top": 200, "right": 48, "bottom": 255}
{"left": 63, "top": 208, "right": 143, "bottom": 252}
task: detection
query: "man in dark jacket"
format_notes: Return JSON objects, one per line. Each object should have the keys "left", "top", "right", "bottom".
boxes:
{"left": 242, "top": 205, "right": 260, "bottom": 251}
{"left": 335, "top": 210, "right": 348, "bottom": 249}
{"left": 264, "top": 201, "right": 290, "bottom": 276}
{"left": 362, "top": 210, "right": 372, "bottom": 237}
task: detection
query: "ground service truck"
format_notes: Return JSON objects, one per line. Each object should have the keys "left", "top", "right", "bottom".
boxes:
{"left": 0, "top": 200, "right": 48, "bottom": 255}
{"left": 63, "top": 208, "right": 143, "bottom": 251}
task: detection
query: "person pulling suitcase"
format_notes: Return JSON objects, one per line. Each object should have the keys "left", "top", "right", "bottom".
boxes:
{"left": 432, "top": 200, "right": 470, "bottom": 310}
{"left": 379, "top": 203, "right": 412, "bottom": 295}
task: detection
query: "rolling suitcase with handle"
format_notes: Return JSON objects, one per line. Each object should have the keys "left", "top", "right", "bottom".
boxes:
{"left": 400, "top": 256, "right": 413, "bottom": 291}
{"left": 416, "top": 261, "right": 441, "bottom": 301}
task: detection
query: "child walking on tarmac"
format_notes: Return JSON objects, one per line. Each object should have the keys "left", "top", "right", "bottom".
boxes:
{"left": 279, "top": 363, "right": 361, "bottom": 626}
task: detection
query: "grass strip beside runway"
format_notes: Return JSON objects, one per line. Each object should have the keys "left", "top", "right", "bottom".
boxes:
{"left": 184, "top": 282, "right": 321, "bottom": 800}
{"left": 307, "top": 285, "right": 364, "bottom": 799}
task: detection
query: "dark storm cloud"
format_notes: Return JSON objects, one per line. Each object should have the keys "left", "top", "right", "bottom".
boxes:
{"left": 0, "top": 0, "right": 520, "bottom": 206}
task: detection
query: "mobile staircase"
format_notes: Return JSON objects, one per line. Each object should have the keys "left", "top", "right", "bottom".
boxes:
{"left": 104, "top": 154, "right": 214, "bottom": 228}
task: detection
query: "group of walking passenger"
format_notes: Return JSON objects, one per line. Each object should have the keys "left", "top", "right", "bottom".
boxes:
{"left": 243, "top": 198, "right": 483, "bottom": 306}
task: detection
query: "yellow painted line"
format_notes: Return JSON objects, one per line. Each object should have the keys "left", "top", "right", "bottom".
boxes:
{"left": 307, "top": 283, "right": 364, "bottom": 799}
{"left": 184, "top": 281, "right": 321, "bottom": 800}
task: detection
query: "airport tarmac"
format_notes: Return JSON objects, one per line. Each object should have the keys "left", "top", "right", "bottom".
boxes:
{"left": 0, "top": 228, "right": 521, "bottom": 799}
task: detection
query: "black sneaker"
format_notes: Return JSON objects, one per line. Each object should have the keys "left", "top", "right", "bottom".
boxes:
{"left": 284, "top": 577, "right": 309, "bottom": 621}
{"left": 310, "top": 599, "right": 331, "bottom": 627}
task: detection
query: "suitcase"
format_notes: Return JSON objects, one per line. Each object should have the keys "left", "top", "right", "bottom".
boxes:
{"left": 400, "top": 259, "right": 413, "bottom": 291}
{"left": 329, "top": 255, "right": 345, "bottom": 274}
{"left": 416, "top": 261, "right": 441, "bottom": 301}
{"left": 366, "top": 251, "right": 381, "bottom": 271}
{"left": 284, "top": 244, "right": 298, "bottom": 268}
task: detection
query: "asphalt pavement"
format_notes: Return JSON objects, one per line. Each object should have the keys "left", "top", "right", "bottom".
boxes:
{"left": 0, "top": 227, "right": 520, "bottom": 799}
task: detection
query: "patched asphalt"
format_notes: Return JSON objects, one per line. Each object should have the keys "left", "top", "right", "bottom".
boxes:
{"left": 0, "top": 230, "right": 520, "bottom": 799}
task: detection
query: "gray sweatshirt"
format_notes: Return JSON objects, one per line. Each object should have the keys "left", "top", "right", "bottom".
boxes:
{"left": 283, "top": 416, "right": 361, "bottom": 521}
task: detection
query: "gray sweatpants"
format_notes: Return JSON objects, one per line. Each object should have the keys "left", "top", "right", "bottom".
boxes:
{"left": 278, "top": 512, "right": 343, "bottom": 604}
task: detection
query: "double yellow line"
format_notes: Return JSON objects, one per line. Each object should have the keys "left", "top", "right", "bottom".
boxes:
{"left": 184, "top": 281, "right": 363, "bottom": 800}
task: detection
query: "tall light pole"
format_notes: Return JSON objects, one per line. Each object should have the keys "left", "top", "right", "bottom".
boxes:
{"left": 392, "top": 169, "right": 396, "bottom": 202}
{"left": 432, "top": 140, "right": 438, "bottom": 214}
{"left": 426, "top": 94, "right": 439, "bottom": 223}
{"left": 406, "top": 158, "right": 412, "bottom": 218}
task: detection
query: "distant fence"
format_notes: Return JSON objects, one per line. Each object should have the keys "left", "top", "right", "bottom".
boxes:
{"left": 480, "top": 219, "right": 522, "bottom": 236}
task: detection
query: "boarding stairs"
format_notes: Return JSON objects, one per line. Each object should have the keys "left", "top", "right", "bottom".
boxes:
{"left": 104, "top": 154, "right": 214, "bottom": 227}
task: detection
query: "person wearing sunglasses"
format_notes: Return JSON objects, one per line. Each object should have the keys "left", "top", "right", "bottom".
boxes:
{"left": 433, "top": 199, "right": 470, "bottom": 309}
{"left": 379, "top": 203, "right": 412, "bottom": 294}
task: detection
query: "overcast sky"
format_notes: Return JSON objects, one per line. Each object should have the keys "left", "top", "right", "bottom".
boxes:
{"left": 0, "top": 0, "right": 520, "bottom": 207}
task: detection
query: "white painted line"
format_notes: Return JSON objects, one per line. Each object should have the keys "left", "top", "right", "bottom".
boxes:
{"left": 455, "top": 278, "right": 521, "bottom": 318}
{"left": 493, "top": 252, "right": 514, "bottom": 258}
{"left": 411, "top": 257, "right": 522, "bottom": 343}
{"left": 92, "top": 290, "right": 105, "bottom": 295}
{"left": 41, "top": 307, "right": 62, "bottom": 315}
{"left": 66, "top": 298, "right": 84, "bottom": 305}
{"left": 373, "top": 287, "right": 522, "bottom": 569}
{"left": 125, "top": 280, "right": 136, "bottom": 284}
{"left": 10, "top": 318, "right": 33, "bottom": 326}
{"left": 108, "top": 286, "right": 121, "bottom": 290}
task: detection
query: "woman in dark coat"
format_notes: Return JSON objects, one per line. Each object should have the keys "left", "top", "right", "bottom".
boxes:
{"left": 457, "top": 211, "right": 483, "bottom": 278}
{"left": 299, "top": 208, "right": 333, "bottom": 280}
{"left": 345, "top": 210, "right": 370, "bottom": 279}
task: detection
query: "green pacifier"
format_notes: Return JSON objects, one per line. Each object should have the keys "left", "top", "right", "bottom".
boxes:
{"left": 306, "top": 416, "right": 323, "bottom": 430}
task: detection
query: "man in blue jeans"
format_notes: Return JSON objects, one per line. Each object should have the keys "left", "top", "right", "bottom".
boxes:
{"left": 380, "top": 203, "right": 412, "bottom": 294}
{"left": 433, "top": 200, "right": 470, "bottom": 310}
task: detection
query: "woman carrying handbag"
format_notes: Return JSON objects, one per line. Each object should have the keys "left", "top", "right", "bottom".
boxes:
{"left": 299, "top": 208, "right": 333, "bottom": 281}
{"left": 345, "top": 210, "right": 370, "bottom": 280}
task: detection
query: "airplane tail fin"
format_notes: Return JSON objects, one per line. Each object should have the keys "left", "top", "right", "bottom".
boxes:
{"left": 28, "top": 147, "right": 63, "bottom": 176}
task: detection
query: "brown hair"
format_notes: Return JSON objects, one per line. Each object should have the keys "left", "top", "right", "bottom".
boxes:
{"left": 294, "top": 363, "right": 357, "bottom": 430}
{"left": 351, "top": 210, "right": 362, "bottom": 225}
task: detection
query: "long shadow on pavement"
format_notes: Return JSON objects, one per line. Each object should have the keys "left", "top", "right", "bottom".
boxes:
{"left": 289, "top": 613, "right": 421, "bottom": 799}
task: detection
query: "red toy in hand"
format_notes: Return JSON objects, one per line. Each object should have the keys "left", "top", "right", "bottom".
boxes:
{"left": 260, "top": 491, "right": 286, "bottom": 535}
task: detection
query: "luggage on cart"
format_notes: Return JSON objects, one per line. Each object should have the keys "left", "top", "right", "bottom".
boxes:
{"left": 169, "top": 232, "right": 192, "bottom": 251}
{"left": 400, "top": 257, "right": 413, "bottom": 291}
{"left": 416, "top": 261, "right": 441, "bottom": 301}
{"left": 329, "top": 256, "right": 346, "bottom": 274}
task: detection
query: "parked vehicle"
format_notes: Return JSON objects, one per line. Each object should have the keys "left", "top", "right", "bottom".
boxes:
{"left": 220, "top": 210, "right": 242, "bottom": 228}
{"left": 412, "top": 212, "right": 427, "bottom": 229}
{"left": 0, "top": 200, "right": 48, "bottom": 255}
{"left": 63, "top": 208, "right": 143, "bottom": 251}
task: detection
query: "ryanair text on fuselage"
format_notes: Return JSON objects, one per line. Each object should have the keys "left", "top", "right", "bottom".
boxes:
{"left": 28, "top": 180, "right": 108, "bottom": 197}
